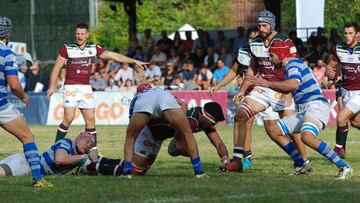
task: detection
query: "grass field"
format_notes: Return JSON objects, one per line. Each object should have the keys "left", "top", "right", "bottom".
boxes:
{"left": 0, "top": 125, "right": 360, "bottom": 202}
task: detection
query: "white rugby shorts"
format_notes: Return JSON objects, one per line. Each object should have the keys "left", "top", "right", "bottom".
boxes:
{"left": 134, "top": 126, "right": 163, "bottom": 158}
{"left": 0, "top": 153, "right": 31, "bottom": 176}
{"left": 63, "top": 84, "right": 94, "bottom": 109}
{"left": 342, "top": 89, "right": 360, "bottom": 114}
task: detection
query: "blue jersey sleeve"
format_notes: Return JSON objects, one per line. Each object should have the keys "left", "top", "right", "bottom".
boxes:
{"left": 54, "top": 138, "right": 73, "bottom": 154}
{"left": 4, "top": 50, "right": 18, "bottom": 76}
{"left": 286, "top": 65, "right": 302, "bottom": 83}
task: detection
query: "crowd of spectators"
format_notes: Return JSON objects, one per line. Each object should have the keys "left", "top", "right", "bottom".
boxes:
{"left": 17, "top": 26, "right": 344, "bottom": 94}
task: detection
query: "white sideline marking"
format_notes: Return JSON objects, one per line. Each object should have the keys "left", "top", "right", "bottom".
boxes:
{"left": 141, "top": 188, "right": 360, "bottom": 202}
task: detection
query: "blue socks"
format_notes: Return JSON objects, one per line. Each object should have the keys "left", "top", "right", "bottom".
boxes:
{"left": 283, "top": 142, "right": 305, "bottom": 167}
{"left": 191, "top": 156, "right": 203, "bottom": 174}
{"left": 316, "top": 141, "right": 348, "bottom": 168}
{"left": 23, "top": 142, "right": 42, "bottom": 181}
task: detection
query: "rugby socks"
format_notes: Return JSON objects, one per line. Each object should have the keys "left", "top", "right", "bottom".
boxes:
{"left": 233, "top": 146, "right": 243, "bottom": 159}
{"left": 283, "top": 142, "right": 305, "bottom": 167}
{"left": 317, "top": 141, "right": 349, "bottom": 168}
{"left": 98, "top": 157, "right": 122, "bottom": 165}
{"left": 243, "top": 150, "right": 252, "bottom": 161}
{"left": 191, "top": 156, "right": 204, "bottom": 174}
{"left": 85, "top": 128, "right": 97, "bottom": 143}
{"left": 23, "top": 142, "right": 42, "bottom": 181}
{"left": 335, "top": 125, "right": 348, "bottom": 149}
{"left": 86, "top": 162, "right": 123, "bottom": 176}
{"left": 55, "top": 123, "right": 68, "bottom": 142}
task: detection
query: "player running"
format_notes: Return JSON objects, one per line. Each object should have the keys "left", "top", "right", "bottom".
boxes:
{"left": 247, "top": 42, "right": 353, "bottom": 179}
{"left": 327, "top": 22, "right": 360, "bottom": 158}
{"left": 217, "top": 10, "right": 308, "bottom": 173}
{"left": 0, "top": 16, "right": 52, "bottom": 188}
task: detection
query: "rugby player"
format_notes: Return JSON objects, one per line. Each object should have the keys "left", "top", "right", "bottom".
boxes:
{"left": 122, "top": 84, "right": 206, "bottom": 178}
{"left": 0, "top": 132, "right": 95, "bottom": 178}
{"left": 0, "top": 16, "right": 52, "bottom": 188}
{"left": 219, "top": 10, "right": 308, "bottom": 173}
{"left": 47, "top": 23, "right": 147, "bottom": 161}
{"left": 327, "top": 22, "right": 360, "bottom": 158}
{"left": 247, "top": 42, "right": 353, "bottom": 179}
{"left": 81, "top": 101, "right": 228, "bottom": 176}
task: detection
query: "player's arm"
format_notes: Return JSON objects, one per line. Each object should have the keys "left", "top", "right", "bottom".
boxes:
{"left": 7, "top": 75, "right": 28, "bottom": 105}
{"left": 176, "top": 98, "right": 188, "bottom": 113}
{"left": 210, "top": 62, "right": 238, "bottom": 95}
{"left": 246, "top": 75, "right": 300, "bottom": 94}
{"left": 47, "top": 56, "right": 66, "bottom": 98}
{"left": 205, "top": 129, "right": 229, "bottom": 164}
{"left": 233, "top": 59, "right": 257, "bottom": 103}
{"left": 54, "top": 149, "right": 87, "bottom": 166}
{"left": 100, "top": 51, "right": 148, "bottom": 70}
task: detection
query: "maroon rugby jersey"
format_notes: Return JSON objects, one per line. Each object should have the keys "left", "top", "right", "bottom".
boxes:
{"left": 59, "top": 43, "right": 105, "bottom": 85}
{"left": 250, "top": 33, "right": 297, "bottom": 82}
{"left": 332, "top": 42, "right": 360, "bottom": 90}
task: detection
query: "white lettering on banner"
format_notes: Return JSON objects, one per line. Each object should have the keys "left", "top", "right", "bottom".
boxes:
{"left": 46, "top": 92, "right": 134, "bottom": 125}
{"left": 187, "top": 99, "right": 214, "bottom": 108}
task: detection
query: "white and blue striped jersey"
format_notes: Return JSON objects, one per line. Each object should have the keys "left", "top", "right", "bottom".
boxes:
{"left": 285, "top": 58, "right": 328, "bottom": 105}
{"left": 40, "top": 138, "right": 79, "bottom": 175}
{"left": 0, "top": 41, "right": 18, "bottom": 110}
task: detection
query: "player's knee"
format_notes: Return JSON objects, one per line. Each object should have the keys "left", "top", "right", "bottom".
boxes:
{"left": 350, "top": 120, "right": 360, "bottom": 129}
{"left": 336, "top": 113, "right": 347, "bottom": 126}
{"left": 235, "top": 104, "right": 254, "bottom": 123}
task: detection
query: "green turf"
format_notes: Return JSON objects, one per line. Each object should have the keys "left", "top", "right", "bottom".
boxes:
{"left": 0, "top": 125, "right": 359, "bottom": 202}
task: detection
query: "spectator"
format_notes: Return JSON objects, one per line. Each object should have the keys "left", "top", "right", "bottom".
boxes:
{"left": 114, "top": 62, "right": 133, "bottom": 83}
{"left": 308, "top": 26, "right": 328, "bottom": 49}
{"left": 145, "top": 62, "right": 162, "bottom": 81}
{"left": 25, "top": 62, "right": 47, "bottom": 92}
{"left": 197, "top": 64, "right": 213, "bottom": 90}
{"left": 151, "top": 46, "right": 167, "bottom": 70}
{"left": 168, "top": 75, "right": 184, "bottom": 90}
{"left": 182, "top": 31, "right": 194, "bottom": 52}
{"left": 105, "top": 59, "right": 121, "bottom": 78}
{"left": 127, "top": 32, "right": 140, "bottom": 57}
{"left": 191, "top": 29, "right": 204, "bottom": 53}
{"left": 181, "top": 61, "right": 197, "bottom": 82}
{"left": 133, "top": 46, "right": 146, "bottom": 62}
{"left": 204, "top": 46, "right": 219, "bottom": 71}
{"left": 202, "top": 31, "right": 214, "bottom": 51}
{"left": 140, "top": 28, "right": 155, "bottom": 57}
{"left": 161, "top": 62, "right": 178, "bottom": 88}
{"left": 179, "top": 49, "right": 194, "bottom": 70}
{"left": 157, "top": 30, "right": 173, "bottom": 55}
{"left": 212, "top": 59, "right": 230, "bottom": 85}
{"left": 233, "top": 26, "right": 247, "bottom": 52}
{"left": 133, "top": 65, "right": 146, "bottom": 86}
{"left": 173, "top": 31, "right": 183, "bottom": 53}
{"left": 90, "top": 71, "right": 106, "bottom": 91}
{"left": 93, "top": 58, "right": 107, "bottom": 74}
{"left": 193, "top": 47, "right": 205, "bottom": 69}
{"left": 312, "top": 59, "right": 327, "bottom": 88}
{"left": 214, "top": 30, "right": 232, "bottom": 53}
{"left": 151, "top": 76, "right": 163, "bottom": 88}
{"left": 120, "top": 79, "right": 136, "bottom": 93}
{"left": 105, "top": 78, "right": 119, "bottom": 92}
{"left": 219, "top": 46, "right": 234, "bottom": 68}
{"left": 328, "top": 28, "right": 341, "bottom": 52}
{"left": 167, "top": 47, "right": 180, "bottom": 68}
{"left": 304, "top": 43, "right": 329, "bottom": 68}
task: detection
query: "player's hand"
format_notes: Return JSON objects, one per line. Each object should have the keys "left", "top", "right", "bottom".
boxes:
{"left": 327, "top": 69, "right": 336, "bottom": 80}
{"left": 135, "top": 61, "right": 149, "bottom": 70}
{"left": 88, "top": 147, "right": 99, "bottom": 162}
{"left": 209, "top": 86, "right": 219, "bottom": 96}
{"left": 248, "top": 76, "right": 270, "bottom": 87}
{"left": 47, "top": 87, "right": 55, "bottom": 99}
{"left": 21, "top": 94, "right": 29, "bottom": 106}
{"left": 233, "top": 91, "right": 244, "bottom": 104}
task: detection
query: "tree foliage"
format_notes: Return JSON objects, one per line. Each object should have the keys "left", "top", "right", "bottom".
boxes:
{"left": 90, "top": 0, "right": 233, "bottom": 50}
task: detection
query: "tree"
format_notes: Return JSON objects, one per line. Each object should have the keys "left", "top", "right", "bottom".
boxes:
{"left": 90, "top": 0, "right": 233, "bottom": 50}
